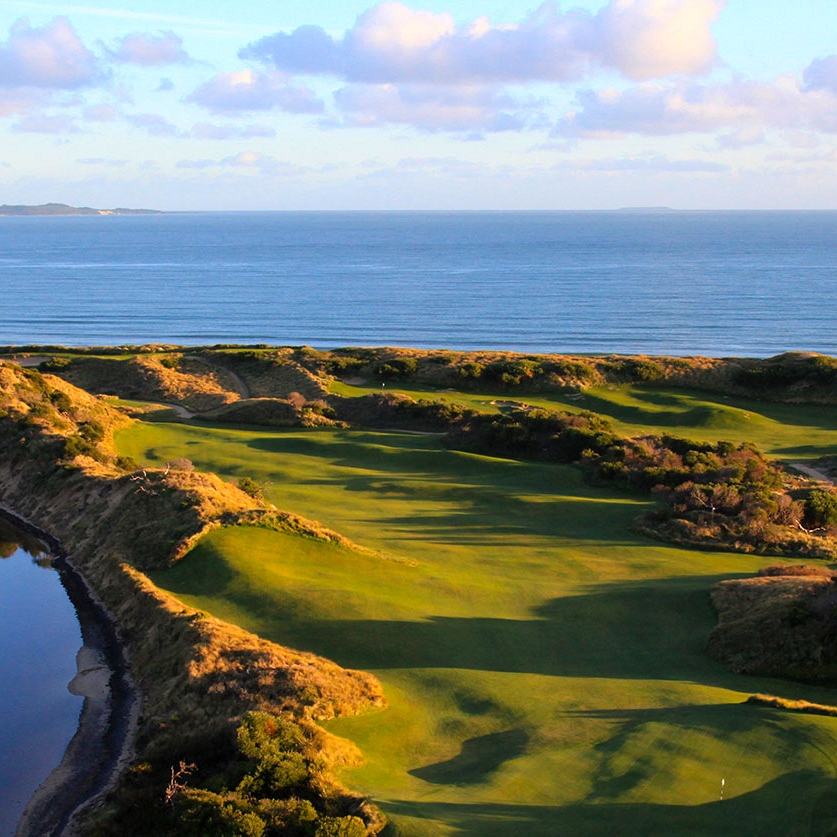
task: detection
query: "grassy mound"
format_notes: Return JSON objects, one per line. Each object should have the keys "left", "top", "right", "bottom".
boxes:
{"left": 126, "top": 418, "right": 837, "bottom": 837}
{"left": 0, "top": 361, "right": 386, "bottom": 834}
{"left": 42, "top": 354, "right": 241, "bottom": 412}
{"left": 708, "top": 565, "right": 837, "bottom": 682}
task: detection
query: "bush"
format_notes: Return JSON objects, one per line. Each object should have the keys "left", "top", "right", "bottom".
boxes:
{"left": 315, "top": 816, "right": 367, "bottom": 837}
{"left": 805, "top": 489, "right": 837, "bottom": 529}
{"left": 237, "top": 477, "right": 263, "bottom": 500}
{"left": 236, "top": 712, "right": 305, "bottom": 760}
{"left": 49, "top": 390, "right": 72, "bottom": 413}
{"left": 177, "top": 789, "right": 265, "bottom": 837}
{"left": 374, "top": 358, "right": 418, "bottom": 380}
{"left": 80, "top": 419, "right": 105, "bottom": 442}
{"left": 236, "top": 753, "right": 309, "bottom": 799}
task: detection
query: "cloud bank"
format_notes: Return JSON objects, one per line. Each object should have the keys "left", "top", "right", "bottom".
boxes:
{"left": 242, "top": 0, "right": 724, "bottom": 84}
{"left": 107, "top": 31, "right": 190, "bottom": 66}
{"left": 0, "top": 17, "right": 100, "bottom": 89}
{"left": 187, "top": 69, "right": 324, "bottom": 114}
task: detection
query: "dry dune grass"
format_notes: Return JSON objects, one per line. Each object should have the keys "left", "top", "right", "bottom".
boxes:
{"left": 50, "top": 355, "right": 241, "bottom": 412}
{"left": 707, "top": 565, "right": 837, "bottom": 681}
{"left": 747, "top": 693, "right": 837, "bottom": 716}
{"left": 0, "top": 360, "right": 386, "bottom": 833}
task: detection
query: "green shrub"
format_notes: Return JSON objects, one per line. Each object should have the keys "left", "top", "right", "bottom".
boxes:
{"left": 237, "top": 711, "right": 305, "bottom": 759}
{"left": 374, "top": 358, "right": 418, "bottom": 380}
{"left": 80, "top": 419, "right": 105, "bottom": 442}
{"left": 63, "top": 434, "right": 98, "bottom": 459}
{"left": 805, "top": 489, "right": 837, "bottom": 529}
{"left": 256, "top": 797, "right": 317, "bottom": 833}
{"left": 237, "top": 477, "right": 263, "bottom": 500}
{"left": 177, "top": 789, "right": 265, "bottom": 836}
{"left": 49, "top": 390, "right": 72, "bottom": 413}
{"left": 236, "top": 753, "right": 309, "bottom": 799}
{"left": 315, "top": 816, "right": 367, "bottom": 837}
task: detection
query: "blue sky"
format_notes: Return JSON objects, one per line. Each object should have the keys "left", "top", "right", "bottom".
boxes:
{"left": 2, "top": 1, "right": 837, "bottom": 210}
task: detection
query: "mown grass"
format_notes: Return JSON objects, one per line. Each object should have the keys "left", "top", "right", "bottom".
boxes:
{"left": 117, "top": 419, "right": 837, "bottom": 836}
{"left": 330, "top": 380, "right": 837, "bottom": 459}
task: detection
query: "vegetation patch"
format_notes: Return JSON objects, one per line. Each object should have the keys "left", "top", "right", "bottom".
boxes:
{"left": 707, "top": 565, "right": 837, "bottom": 682}
{"left": 0, "top": 361, "right": 386, "bottom": 835}
{"left": 746, "top": 694, "right": 837, "bottom": 717}
{"left": 10, "top": 348, "right": 837, "bottom": 835}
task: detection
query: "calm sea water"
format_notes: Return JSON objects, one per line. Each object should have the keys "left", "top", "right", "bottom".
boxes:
{"left": 0, "top": 529, "right": 82, "bottom": 836}
{"left": 1, "top": 210, "right": 835, "bottom": 357}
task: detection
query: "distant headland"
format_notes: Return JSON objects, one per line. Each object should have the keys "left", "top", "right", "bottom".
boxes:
{"left": 0, "top": 203, "right": 162, "bottom": 216}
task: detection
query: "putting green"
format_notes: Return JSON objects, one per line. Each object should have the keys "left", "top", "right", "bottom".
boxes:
{"left": 117, "top": 418, "right": 837, "bottom": 836}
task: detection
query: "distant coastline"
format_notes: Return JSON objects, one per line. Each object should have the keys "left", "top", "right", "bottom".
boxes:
{"left": 0, "top": 203, "right": 162, "bottom": 216}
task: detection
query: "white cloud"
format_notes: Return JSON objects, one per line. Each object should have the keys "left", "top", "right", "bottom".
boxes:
{"left": 332, "top": 82, "right": 531, "bottom": 131}
{"left": 558, "top": 154, "right": 728, "bottom": 172}
{"left": 596, "top": 0, "right": 723, "bottom": 81}
{"left": 0, "top": 17, "right": 100, "bottom": 89}
{"left": 803, "top": 54, "right": 837, "bottom": 95}
{"left": 241, "top": 0, "right": 723, "bottom": 85}
{"left": 189, "top": 121, "right": 276, "bottom": 139}
{"left": 83, "top": 103, "right": 120, "bottom": 121}
{"left": 554, "top": 75, "right": 837, "bottom": 138}
{"left": 176, "top": 151, "right": 309, "bottom": 177}
{"left": 12, "top": 112, "right": 79, "bottom": 132}
{"left": 107, "top": 30, "right": 190, "bottom": 66}
{"left": 714, "top": 127, "right": 764, "bottom": 149}
{"left": 77, "top": 157, "right": 129, "bottom": 166}
{"left": 0, "top": 88, "right": 47, "bottom": 116}
{"left": 126, "top": 112, "right": 177, "bottom": 135}
{"left": 187, "top": 69, "right": 323, "bottom": 114}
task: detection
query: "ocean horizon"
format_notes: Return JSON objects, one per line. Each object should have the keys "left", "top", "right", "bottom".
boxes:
{"left": 2, "top": 209, "right": 835, "bottom": 358}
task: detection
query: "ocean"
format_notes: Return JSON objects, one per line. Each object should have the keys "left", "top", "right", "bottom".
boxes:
{"left": 1, "top": 210, "right": 835, "bottom": 357}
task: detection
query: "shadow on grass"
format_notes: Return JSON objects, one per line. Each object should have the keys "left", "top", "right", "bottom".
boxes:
{"left": 546, "top": 385, "right": 837, "bottom": 437}
{"left": 159, "top": 562, "right": 755, "bottom": 688}
{"left": 245, "top": 432, "right": 651, "bottom": 546}
{"left": 409, "top": 728, "right": 529, "bottom": 786}
{"left": 380, "top": 770, "right": 837, "bottom": 837}
{"left": 569, "top": 702, "right": 837, "bottom": 801}
{"left": 562, "top": 389, "right": 731, "bottom": 431}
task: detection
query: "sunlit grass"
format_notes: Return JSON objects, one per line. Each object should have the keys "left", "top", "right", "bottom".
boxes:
{"left": 329, "top": 380, "right": 837, "bottom": 459}
{"left": 118, "top": 419, "right": 837, "bottom": 836}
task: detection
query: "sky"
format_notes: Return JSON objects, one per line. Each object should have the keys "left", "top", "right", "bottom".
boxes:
{"left": 2, "top": 0, "right": 837, "bottom": 210}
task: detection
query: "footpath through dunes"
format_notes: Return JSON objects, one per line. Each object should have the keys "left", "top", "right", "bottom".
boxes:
{"left": 0, "top": 360, "right": 388, "bottom": 836}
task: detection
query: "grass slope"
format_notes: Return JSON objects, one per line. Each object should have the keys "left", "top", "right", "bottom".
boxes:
{"left": 330, "top": 381, "right": 837, "bottom": 459}
{"left": 116, "top": 416, "right": 837, "bottom": 837}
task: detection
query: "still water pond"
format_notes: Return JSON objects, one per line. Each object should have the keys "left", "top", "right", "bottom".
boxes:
{"left": 0, "top": 520, "right": 83, "bottom": 836}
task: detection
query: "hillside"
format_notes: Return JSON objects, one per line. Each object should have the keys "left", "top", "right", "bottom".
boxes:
{"left": 0, "top": 361, "right": 385, "bottom": 835}
{"left": 0, "top": 203, "right": 162, "bottom": 216}
{"left": 18, "top": 345, "right": 837, "bottom": 560}
{"left": 5, "top": 346, "right": 837, "bottom": 835}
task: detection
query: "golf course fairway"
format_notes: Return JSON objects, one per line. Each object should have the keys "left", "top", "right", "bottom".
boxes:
{"left": 116, "top": 401, "right": 837, "bottom": 836}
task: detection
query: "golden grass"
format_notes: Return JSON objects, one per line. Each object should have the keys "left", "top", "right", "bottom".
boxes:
{"left": 747, "top": 694, "right": 837, "bottom": 716}
{"left": 0, "top": 360, "right": 387, "bottom": 833}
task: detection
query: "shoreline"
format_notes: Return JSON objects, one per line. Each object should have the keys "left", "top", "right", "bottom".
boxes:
{"left": 0, "top": 505, "right": 139, "bottom": 837}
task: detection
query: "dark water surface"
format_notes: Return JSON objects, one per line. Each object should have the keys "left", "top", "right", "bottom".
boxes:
{"left": 1, "top": 210, "right": 836, "bottom": 356}
{"left": 0, "top": 522, "right": 82, "bottom": 836}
